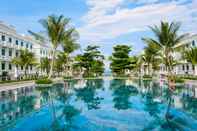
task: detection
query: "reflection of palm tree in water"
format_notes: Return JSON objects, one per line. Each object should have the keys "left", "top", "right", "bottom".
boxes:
{"left": 60, "top": 82, "right": 81, "bottom": 130}
{"left": 36, "top": 86, "right": 58, "bottom": 129}
{"left": 37, "top": 83, "right": 81, "bottom": 130}
{"left": 144, "top": 82, "right": 161, "bottom": 117}
{"left": 164, "top": 88, "right": 175, "bottom": 130}
{"left": 142, "top": 81, "right": 184, "bottom": 130}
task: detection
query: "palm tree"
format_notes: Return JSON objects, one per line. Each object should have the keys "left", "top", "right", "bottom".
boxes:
{"left": 12, "top": 49, "right": 37, "bottom": 78}
{"left": 183, "top": 47, "right": 197, "bottom": 75}
{"left": 40, "top": 57, "right": 51, "bottom": 75}
{"left": 40, "top": 15, "right": 71, "bottom": 78}
{"left": 142, "top": 42, "right": 161, "bottom": 76}
{"left": 62, "top": 28, "right": 80, "bottom": 76}
{"left": 29, "top": 15, "right": 72, "bottom": 79}
{"left": 142, "top": 21, "right": 188, "bottom": 82}
{"left": 54, "top": 52, "right": 69, "bottom": 76}
{"left": 62, "top": 28, "right": 80, "bottom": 54}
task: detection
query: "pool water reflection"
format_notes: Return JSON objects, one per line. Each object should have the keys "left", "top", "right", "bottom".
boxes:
{"left": 0, "top": 79, "right": 197, "bottom": 131}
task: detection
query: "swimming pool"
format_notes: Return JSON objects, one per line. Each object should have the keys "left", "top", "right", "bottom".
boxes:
{"left": 0, "top": 78, "right": 197, "bottom": 131}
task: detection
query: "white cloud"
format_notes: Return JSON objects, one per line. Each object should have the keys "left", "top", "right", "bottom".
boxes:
{"left": 78, "top": 0, "right": 197, "bottom": 42}
{"left": 128, "top": 0, "right": 159, "bottom": 4}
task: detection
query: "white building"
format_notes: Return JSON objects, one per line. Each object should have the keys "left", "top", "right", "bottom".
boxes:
{"left": 0, "top": 21, "right": 52, "bottom": 80}
{"left": 141, "top": 34, "right": 197, "bottom": 76}
{"left": 159, "top": 34, "right": 197, "bottom": 76}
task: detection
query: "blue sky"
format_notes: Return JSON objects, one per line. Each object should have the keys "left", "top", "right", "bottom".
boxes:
{"left": 0, "top": 0, "right": 197, "bottom": 58}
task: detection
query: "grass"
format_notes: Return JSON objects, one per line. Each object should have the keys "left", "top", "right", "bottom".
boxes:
{"left": 63, "top": 76, "right": 73, "bottom": 80}
{"left": 142, "top": 75, "right": 152, "bottom": 80}
{"left": 181, "top": 75, "right": 197, "bottom": 80}
{"left": 174, "top": 77, "right": 185, "bottom": 83}
{"left": 35, "top": 78, "right": 53, "bottom": 84}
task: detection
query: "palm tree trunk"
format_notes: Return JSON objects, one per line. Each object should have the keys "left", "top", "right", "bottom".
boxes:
{"left": 24, "top": 65, "right": 27, "bottom": 79}
{"left": 48, "top": 49, "right": 56, "bottom": 79}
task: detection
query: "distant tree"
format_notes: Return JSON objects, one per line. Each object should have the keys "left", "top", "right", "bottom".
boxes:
{"left": 74, "top": 45, "right": 105, "bottom": 77}
{"left": 12, "top": 49, "right": 37, "bottom": 78}
{"left": 110, "top": 45, "right": 132, "bottom": 76}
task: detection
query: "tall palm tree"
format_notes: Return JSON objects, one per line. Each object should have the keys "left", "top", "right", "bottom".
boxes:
{"left": 183, "top": 47, "right": 197, "bottom": 75}
{"left": 29, "top": 15, "right": 72, "bottom": 79}
{"left": 12, "top": 49, "right": 37, "bottom": 78}
{"left": 142, "top": 21, "right": 188, "bottom": 82}
{"left": 39, "top": 15, "right": 71, "bottom": 78}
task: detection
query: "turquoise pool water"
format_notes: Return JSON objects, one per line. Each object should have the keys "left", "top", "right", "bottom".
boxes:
{"left": 0, "top": 79, "right": 197, "bottom": 131}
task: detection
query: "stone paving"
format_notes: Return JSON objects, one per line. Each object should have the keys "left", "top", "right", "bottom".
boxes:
{"left": 0, "top": 81, "right": 35, "bottom": 92}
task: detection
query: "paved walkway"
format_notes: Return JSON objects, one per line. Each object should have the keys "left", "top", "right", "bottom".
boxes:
{"left": 0, "top": 81, "right": 35, "bottom": 92}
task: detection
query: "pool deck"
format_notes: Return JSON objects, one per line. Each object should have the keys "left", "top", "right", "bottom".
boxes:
{"left": 0, "top": 81, "right": 35, "bottom": 92}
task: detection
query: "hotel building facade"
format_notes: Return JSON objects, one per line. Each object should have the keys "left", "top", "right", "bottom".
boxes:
{"left": 0, "top": 21, "right": 52, "bottom": 80}
{"left": 141, "top": 34, "right": 197, "bottom": 76}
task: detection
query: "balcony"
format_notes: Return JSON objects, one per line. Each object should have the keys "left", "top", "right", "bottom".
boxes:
{"left": 0, "top": 56, "right": 12, "bottom": 61}
{"left": 0, "top": 41, "right": 16, "bottom": 49}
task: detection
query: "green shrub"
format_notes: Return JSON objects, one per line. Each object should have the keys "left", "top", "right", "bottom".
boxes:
{"left": 182, "top": 76, "right": 197, "bottom": 80}
{"left": 63, "top": 76, "right": 73, "bottom": 80}
{"left": 35, "top": 79, "right": 53, "bottom": 84}
{"left": 143, "top": 75, "right": 152, "bottom": 79}
{"left": 175, "top": 77, "right": 185, "bottom": 83}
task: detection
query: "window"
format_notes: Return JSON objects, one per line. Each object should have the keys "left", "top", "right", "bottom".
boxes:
{"left": 9, "top": 64, "right": 12, "bottom": 70}
{"left": 9, "top": 37, "right": 12, "bottom": 43}
{"left": 21, "top": 41, "right": 23, "bottom": 47}
{"left": 16, "top": 40, "right": 18, "bottom": 45}
{"left": 30, "top": 44, "right": 32, "bottom": 49}
{"left": 9, "top": 49, "right": 12, "bottom": 56}
{"left": 21, "top": 66, "right": 23, "bottom": 70}
{"left": 1, "top": 63, "right": 5, "bottom": 70}
{"left": 30, "top": 65, "right": 33, "bottom": 70}
{"left": 192, "top": 40, "right": 195, "bottom": 46}
{"left": 2, "top": 48, "right": 5, "bottom": 56}
{"left": 1, "top": 35, "right": 5, "bottom": 41}
{"left": 40, "top": 50, "right": 42, "bottom": 54}
{"left": 26, "top": 43, "right": 29, "bottom": 48}
{"left": 186, "top": 65, "right": 189, "bottom": 70}
{"left": 182, "top": 65, "right": 185, "bottom": 71}
{"left": 16, "top": 51, "right": 19, "bottom": 57}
